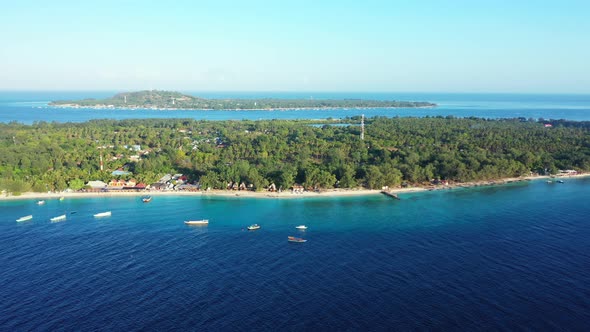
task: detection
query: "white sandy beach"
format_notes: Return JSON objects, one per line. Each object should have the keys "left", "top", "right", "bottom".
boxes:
{"left": 1, "top": 173, "right": 587, "bottom": 201}
{"left": 0, "top": 188, "right": 389, "bottom": 201}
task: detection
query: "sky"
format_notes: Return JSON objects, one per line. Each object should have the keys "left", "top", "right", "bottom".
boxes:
{"left": 1, "top": 0, "right": 589, "bottom": 93}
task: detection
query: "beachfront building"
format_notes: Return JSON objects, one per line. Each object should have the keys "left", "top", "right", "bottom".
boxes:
{"left": 107, "top": 179, "right": 140, "bottom": 190}
{"left": 171, "top": 174, "right": 187, "bottom": 184}
{"left": 150, "top": 183, "right": 169, "bottom": 190}
{"left": 108, "top": 179, "right": 127, "bottom": 188}
{"left": 559, "top": 169, "right": 578, "bottom": 175}
{"left": 176, "top": 184, "right": 199, "bottom": 191}
{"left": 151, "top": 174, "right": 187, "bottom": 190}
{"left": 86, "top": 180, "right": 107, "bottom": 189}
{"left": 158, "top": 174, "right": 172, "bottom": 183}
{"left": 292, "top": 184, "right": 304, "bottom": 193}
{"left": 122, "top": 182, "right": 147, "bottom": 190}
{"left": 268, "top": 183, "right": 277, "bottom": 192}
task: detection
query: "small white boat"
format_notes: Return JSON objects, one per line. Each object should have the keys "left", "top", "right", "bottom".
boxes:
{"left": 16, "top": 215, "right": 33, "bottom": 222}
{"left": 288, "top": 236, "right": 307, "bottom": 243}
{"left": 50, "top": 214, "right": 67, "bottom": 222}
{"left": 295, "top": 225, "right": 308, "bottom": 230}
{"left": 59, "top": 197, "right": 65, "bottom": 201}
{"left": 247, "top": 224, "right": 261, "bottom": 230}
{"left": 93, "top": 211, "right": 112, "bottom": 218}
{"left": 184, "top": 219, "right": 209, "bottom": 225}
{"left": 37, "top": 200, "right": 45, "bottom": 205}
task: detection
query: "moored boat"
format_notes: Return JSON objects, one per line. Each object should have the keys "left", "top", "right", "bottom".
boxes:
{"left": 16, "top": 215, "right": 33, "bottom": 222}
{"left": 184, "top": 219, "right": 209, "bottom": 225}
{"left": 288, "top": 236, "right": 307, "bottom": 243}
{"left": 295, "top": 225, "right": 308, "bottom": 230}
{"left": 50, "top": 214, "right": 67, "bottom": 222}
{"left": 247, "top": 224, "right": 261, "bottom": 230}
{"left": 142, "top": 196, "right": 152, "bottom": 202}
{"left": 37, "top": 200, "right": 45, "bottom": 205}
{"left": 93, "top": 211, "right": 112, "bottom": 218}
{"left": 59, "top": 197, "right": 65, "bottom": 201}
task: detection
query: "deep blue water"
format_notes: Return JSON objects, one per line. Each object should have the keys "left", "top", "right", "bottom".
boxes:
{"left": 1, "top": 91, "right": 590, "bottom": 123}
{"left": 2, "top": 178, "right": 590, "bottom": 330}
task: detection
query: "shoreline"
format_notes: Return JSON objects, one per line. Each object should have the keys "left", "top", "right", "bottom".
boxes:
{"left": 46, "top": 104, "right": 437, "bottom": 111}
{"left": 2, "top": 173, "right": 587, "bottom": 202}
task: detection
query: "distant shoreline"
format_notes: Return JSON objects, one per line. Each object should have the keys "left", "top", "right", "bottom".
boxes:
{"left": 48, "top": 104, "right": 437, "bottom": 111}
{"left": 47, "top": 90, "right": 437, "bottom": 110}
{"left": 2, "top": 173, "right": 587, "bottom": 201}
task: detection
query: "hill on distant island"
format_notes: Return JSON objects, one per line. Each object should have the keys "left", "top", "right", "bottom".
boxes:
{"left": 50, "top": 90, "right": 436, "bottom": 110}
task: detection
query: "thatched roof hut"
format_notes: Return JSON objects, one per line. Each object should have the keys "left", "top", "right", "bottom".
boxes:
{"left": 268, "top": 183, "right": 277, "bottom": 192}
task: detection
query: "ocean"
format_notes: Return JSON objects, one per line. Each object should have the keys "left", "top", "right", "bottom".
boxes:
{"left": 1, "top": 179, "right": 590, "bottom": 330}
{"left": 1, "top": 91, "right": 590, "bottom": 123}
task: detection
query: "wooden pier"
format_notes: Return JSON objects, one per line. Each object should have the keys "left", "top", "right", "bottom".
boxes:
{"left": 380, "top": 190, "right": 400, "bottom": 200}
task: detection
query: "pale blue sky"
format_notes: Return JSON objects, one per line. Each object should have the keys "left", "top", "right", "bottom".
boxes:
{"left": 1, "top": 0, "right": 589, "bottom": 92}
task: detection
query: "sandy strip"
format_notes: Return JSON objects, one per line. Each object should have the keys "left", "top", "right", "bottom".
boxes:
{"left": 1, "top": 173, "right": 587, "bottom": 201}
{"left": 0, "top": 188, "right": 389, "bottom": 201}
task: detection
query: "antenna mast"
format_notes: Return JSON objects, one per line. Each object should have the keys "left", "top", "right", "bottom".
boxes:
{"left": 360, "top": 114, "right": 365, "bottom": 140}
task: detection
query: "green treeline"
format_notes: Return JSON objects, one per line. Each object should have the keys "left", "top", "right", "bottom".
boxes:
{"left": 1, "top": 117, "right": 589, "bottom": 194}
{"left": 50, "top": 90, "right": 436, "bottom": 109}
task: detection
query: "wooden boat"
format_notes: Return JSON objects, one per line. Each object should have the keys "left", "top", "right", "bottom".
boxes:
{"left": 295, "top": 225, "right": 308, "bottom": 230}
{"left": 37, "top": 200, "right": 45, "bottom": 205}
{"left": 93, "top": 211, "right": 112, "bottom": 218}
{"left": 142, "top": 196, "right": 152, "bottom": 203}
{"left": 288, "top": 236, "right": 307, "bottom": 243}
{"left": 247, "top": 224, "right": 261, "bottom": 230}
{"left": 50, "top": 214, "right": 67, "bottom": 222}
{"left": 184, "top": 219, "right": 209, "bottom": 225}
{"left": 16, "top": 215, "right": 33, "bottom": 222}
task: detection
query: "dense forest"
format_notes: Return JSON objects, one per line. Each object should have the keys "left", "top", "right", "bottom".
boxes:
{"left": 1, "top": 117, "right": 590, "bottom": 194}
{"left": 50, "top": 90, "right": 436, "bottom": 109}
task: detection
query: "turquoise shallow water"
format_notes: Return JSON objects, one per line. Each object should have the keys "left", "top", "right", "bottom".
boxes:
{"left": 2, "top": 178, "right": 590, "bottom": 330}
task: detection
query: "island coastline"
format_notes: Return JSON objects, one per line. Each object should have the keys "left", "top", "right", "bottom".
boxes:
{"left": 2, "top": 173, "right": 587, "bottom": 201}
{"left": 48, "top": 90, "right": 437, "bottom": 110}
{"left": 48, "top": 104, "right": 438, "bottom": 111}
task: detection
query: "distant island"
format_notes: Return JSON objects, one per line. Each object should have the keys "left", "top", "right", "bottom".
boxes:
{"left": 49, "top": 90, "right": 437, "bottom": 110}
